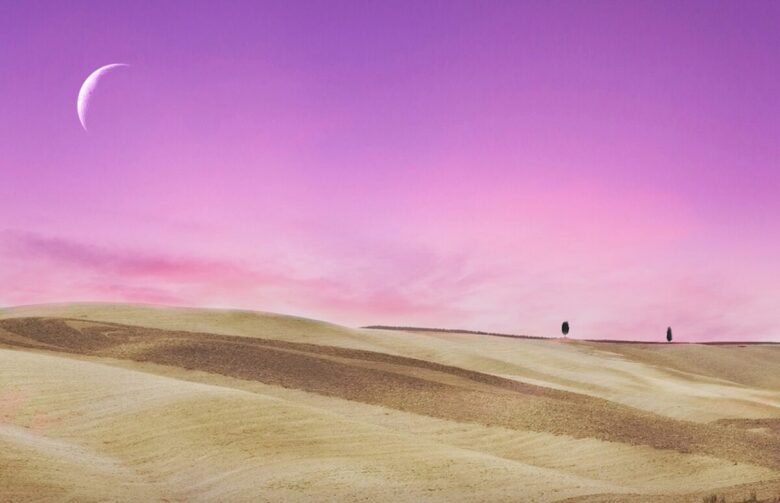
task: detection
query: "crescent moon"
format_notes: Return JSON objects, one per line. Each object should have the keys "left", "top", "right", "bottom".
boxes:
{"left": 77, "top": 63, "right": 129, "bottom": 132}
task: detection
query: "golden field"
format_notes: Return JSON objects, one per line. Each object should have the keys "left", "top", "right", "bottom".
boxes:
{"left": 1, "top": 303, "right": 779, "bottom": 502}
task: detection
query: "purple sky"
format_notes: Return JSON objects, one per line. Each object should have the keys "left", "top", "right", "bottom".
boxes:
{"left": 1, "top": 1, "right": 779, "bottom": 340}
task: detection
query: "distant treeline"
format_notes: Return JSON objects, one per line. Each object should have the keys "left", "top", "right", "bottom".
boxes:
{"left": 362, "top": 325, "right": 549, "bottom": 340}
{"left": 365, "top": 326, "right": 779, "bottom": 345}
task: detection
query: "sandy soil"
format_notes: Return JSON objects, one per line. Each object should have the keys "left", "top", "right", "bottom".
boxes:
{"left": 0, "top": 303, "right": 779, "bottom": 502}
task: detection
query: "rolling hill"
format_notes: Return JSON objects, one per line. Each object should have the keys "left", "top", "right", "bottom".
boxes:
{"left": 1, "top": 303, "right": 779, "bottom": 502}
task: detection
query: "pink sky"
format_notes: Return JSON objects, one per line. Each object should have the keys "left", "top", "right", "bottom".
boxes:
{"left": 1, "top": 1, "right": 779, "bottom": 341}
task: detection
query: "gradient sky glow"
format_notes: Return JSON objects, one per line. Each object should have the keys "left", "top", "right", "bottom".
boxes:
{"left": 2, "top": 1, "right": 779, "bottom": 340}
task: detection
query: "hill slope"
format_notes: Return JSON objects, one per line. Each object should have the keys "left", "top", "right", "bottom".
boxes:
{"left": 1, "top": 303, "right": 779, "bottom": 502}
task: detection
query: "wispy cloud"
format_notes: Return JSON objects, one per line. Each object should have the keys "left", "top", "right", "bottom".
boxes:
{"left": 2, "top": 227, "right": 778, "bottom": 341}
{"left": 2, "top": 230, "right": 257, "bottom": 282}
{"left": 0, "top": 230, "right": 476, "bottom": 325}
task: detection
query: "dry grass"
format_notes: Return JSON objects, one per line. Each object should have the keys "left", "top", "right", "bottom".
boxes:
{"left": 1, "top": 304, "right": 779, "bottom": 502}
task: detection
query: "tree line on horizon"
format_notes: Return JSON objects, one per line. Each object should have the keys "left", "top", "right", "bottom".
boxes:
{"left": 561, "top": 320, "right": 673, "bottom": 343}
{"left": 366, "top": 322, "right": 675, "bottom": 342}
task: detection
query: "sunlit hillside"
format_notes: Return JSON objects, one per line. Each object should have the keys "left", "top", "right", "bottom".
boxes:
{"left": 1, "top": 303, "right": 779, "bottom": 502}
